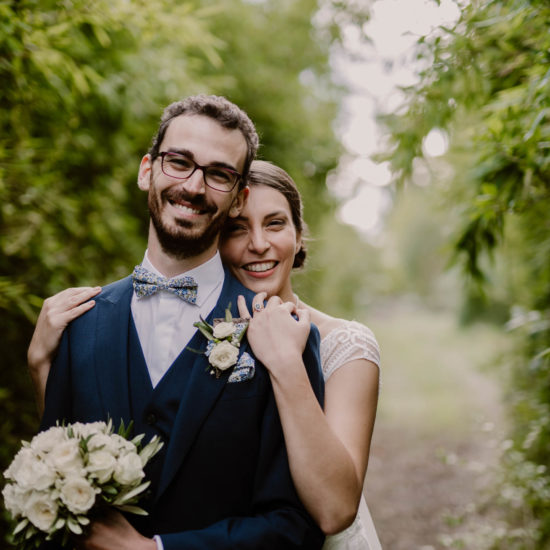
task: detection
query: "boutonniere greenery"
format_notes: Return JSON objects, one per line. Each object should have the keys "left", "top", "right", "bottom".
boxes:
{"left": 193, "top": 305, "right": 249, "bottom": 378}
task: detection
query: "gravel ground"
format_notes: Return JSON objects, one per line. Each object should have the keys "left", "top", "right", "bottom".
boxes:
{"left": 361, "top": 303, "right": 508, "bottom": 549}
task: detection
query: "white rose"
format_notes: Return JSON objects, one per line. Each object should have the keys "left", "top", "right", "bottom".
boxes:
{"left": 113, "top": 452, "right": 144, "bottom": 486}
{"left": 6, "top": 447, "right": 55, "bottom": 491}
{"left": 30, "top": 427, "right": 67, "bottom": 454}
{"left": 110, "top": 434, "right": 137, "bottom": 455}
{"left": 213, "top": 322, "right": 236, "bottom": 339}
{"left": 2, "top": 483, "right": 29, "bottom": 517}
{"left": 23, "top": 491, "right": 58, "bottom": 532}
{"left": 47, "top": 439, "right": 84, "bottom": 475}
{"left": 87, "top": 433, "right": 119, "bottom": 455}
{"left": 59, "top": 476, "right": 98, "bottom": 515}
{"left": 86, "top": 450, "right": 117, "bottom": 484}
{"left": 71, "top": 421, "right": 109, "bottom": 439}
{"left": 208, "top": 340, "right": 239, "bottom": 371}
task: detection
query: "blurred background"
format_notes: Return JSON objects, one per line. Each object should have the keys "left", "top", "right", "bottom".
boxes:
{"left": 1, "top": 0, "right": 549, "bottom": 548}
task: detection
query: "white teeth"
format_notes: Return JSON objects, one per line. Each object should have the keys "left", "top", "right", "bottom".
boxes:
{"left": 173, "top": 203, "right": 201, "bottom": 215}
{"left": 245, "top": 262, "right": 276, "bottom": 272}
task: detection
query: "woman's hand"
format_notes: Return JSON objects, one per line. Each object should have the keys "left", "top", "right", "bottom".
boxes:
{"left": 27, "top": 286, "right": 100, "bottom": 416}
{"left": 237, "top": 292, "right": 310, "bottom": 374}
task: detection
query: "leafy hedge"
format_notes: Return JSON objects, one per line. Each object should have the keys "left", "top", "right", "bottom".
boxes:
{"left": 379, "top": 0, "right": 550, "bottom": 547}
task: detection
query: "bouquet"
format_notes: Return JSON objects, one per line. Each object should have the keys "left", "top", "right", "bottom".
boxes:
{"left": 2, "top": 420, "right": 163, "bottom": 549}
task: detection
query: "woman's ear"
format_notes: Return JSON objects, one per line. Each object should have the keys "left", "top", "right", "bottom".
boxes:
{"left": 295, "top": 232, "right": 302, "bottom": 254}
{"left": 228, "top": 186, "right": 249, "bottom": 218}
{"left": 137, "top": 155, "right": 152, "bottom": 191}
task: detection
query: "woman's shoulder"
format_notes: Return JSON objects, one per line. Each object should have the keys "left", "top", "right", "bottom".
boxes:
{"left": 319, "top": 317, "right": 381, "bottom": 380}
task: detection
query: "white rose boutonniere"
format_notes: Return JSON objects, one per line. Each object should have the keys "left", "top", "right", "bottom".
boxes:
{"left": 193, "top": 304, "right": 249, "bottom": 378}
{"left": 208, "top": 340, "right": 240, "bottom": 371}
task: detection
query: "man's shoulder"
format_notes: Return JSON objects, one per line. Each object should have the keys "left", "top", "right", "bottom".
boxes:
{"left": 96, "top": 275, "right": 133, "bottom": 303}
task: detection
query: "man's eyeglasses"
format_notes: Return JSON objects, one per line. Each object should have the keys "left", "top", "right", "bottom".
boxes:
{"left": 159, "top": 152, "right": 242, "bottom": 193}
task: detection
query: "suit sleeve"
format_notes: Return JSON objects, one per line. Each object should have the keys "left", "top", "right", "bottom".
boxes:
{"left": 39, "top": 327, "right": 73, "bottom": 431}
{"left": 159, "top": 326, "right": 325, "bottom": 550}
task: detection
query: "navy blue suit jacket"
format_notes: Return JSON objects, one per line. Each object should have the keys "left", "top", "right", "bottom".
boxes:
{"left": 40, "top": 269, "right": 325, "bottom": 549}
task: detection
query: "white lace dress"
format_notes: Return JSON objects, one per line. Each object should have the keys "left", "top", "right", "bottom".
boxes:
{"left": 321, "top": 320, "right": 382, "bottom": 550}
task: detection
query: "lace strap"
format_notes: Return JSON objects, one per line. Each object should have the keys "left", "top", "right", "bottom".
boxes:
{"left": 320, "top": 320, "right": 380, "bottom": 381}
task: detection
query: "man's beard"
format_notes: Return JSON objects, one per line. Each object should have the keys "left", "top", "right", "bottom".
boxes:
{"left": 148, "top": 184, "right": 229, "bottom": 260}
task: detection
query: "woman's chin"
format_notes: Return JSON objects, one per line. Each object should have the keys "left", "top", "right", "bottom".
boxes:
{"left": 235, "top": 268, "right": 279, "bottom": 298}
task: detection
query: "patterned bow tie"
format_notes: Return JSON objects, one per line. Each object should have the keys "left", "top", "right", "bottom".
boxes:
{"left": 132, "top": 265, "right": 198, "bottom": 304}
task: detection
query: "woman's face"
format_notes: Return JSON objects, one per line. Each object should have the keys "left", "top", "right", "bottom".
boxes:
{"left": 219, "top": 185, "right": 301, "bottom": 301}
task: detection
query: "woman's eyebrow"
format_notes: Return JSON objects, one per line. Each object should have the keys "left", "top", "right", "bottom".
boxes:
{"left": 235, "top": 210, "right": 288, "bottom": 223}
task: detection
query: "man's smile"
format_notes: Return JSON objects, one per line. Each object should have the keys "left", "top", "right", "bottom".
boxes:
{"left": 168, "top": 199, "right": 204, "bottom": 215}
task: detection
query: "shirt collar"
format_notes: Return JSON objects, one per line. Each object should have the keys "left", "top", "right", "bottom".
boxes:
{"left": 141, "top": 250, "right": 224, "bottom": 307}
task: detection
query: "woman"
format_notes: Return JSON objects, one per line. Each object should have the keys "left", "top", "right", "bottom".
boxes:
{"left": 27, "top": 160, "right": 381, "bottom": 549}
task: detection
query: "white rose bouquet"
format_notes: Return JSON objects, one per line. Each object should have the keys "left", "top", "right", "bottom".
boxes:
{"left": 193, "top": 304, "right": 249, "bottom": 378}
{"left": 2, "top": 420, "right": 163, "bottom": 549}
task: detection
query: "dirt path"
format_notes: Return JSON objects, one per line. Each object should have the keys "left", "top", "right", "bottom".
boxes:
{"left": 361, "top": 301, "right": 508, "bottom": 549}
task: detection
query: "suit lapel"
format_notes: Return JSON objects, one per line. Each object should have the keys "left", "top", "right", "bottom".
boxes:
{"left": 157, "top": 270, "right": 249, "bottom": 499}
{"left": 94, "top": 276, "right": 133, "bottom": 428}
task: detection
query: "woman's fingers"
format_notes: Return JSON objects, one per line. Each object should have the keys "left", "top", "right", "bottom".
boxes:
{"left": 294, "top": 306, "right": 311, "bottom": 327}
{"left": 42, "top": 287, "right": 101, "bottom": 329}
{"left": 63, "top": 299, "right": 97, "bottom": 323}
{"left": 252, "top": 291, "right": 268, "bottom": 314}
{"left": 237, "top": 295, "right": 251, "bottom": 318}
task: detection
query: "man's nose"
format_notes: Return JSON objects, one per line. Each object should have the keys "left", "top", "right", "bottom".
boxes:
{"left": 182, "top": 168, "right": 206, "bottom": 194}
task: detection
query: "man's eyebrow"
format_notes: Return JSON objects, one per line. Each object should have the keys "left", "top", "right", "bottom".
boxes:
{"left": 166, "top": 147, "right": 239, "bottom": 172}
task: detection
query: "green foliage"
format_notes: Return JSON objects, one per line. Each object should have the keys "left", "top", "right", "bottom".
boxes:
{"left": 0, "top": 0, "right": 349, "bottom": 543}
{"left": 378, "top": 0, "right": 550, "bottom": 546}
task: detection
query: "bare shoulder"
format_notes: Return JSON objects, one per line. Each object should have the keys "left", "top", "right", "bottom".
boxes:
{"left": 300, "top": 303, "right": 343, "bottom": 339}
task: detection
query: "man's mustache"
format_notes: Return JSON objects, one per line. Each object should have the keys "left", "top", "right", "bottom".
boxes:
{"left": 162, "top": 188, "right": 216, "bottom": 213}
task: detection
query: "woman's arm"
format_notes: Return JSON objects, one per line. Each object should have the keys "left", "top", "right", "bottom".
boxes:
{"left": 27, "top": 286, "right": 100, "bottom": 416}
{"left": 238, "top": 295, "right": 379, "bottom": 535}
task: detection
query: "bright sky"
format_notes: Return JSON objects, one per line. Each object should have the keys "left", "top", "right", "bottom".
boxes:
{"left": 329, "top": 0, "right": 461, "bottom": 239}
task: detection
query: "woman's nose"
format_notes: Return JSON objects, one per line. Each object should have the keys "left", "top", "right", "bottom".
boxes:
{"left": 248, "top": 230, "right": 270, "bottom": 254}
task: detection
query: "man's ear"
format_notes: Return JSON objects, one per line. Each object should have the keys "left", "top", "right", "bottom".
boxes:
{"left": 228, "top": 186, "right": 249, "bottom": 218}
{"left": 137, "top": 154, "right": 152, "bottom": 191}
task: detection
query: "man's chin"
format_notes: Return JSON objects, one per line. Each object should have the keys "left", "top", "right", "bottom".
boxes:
{"left": 153, "top": 222, "right": 219, "bottom": 259}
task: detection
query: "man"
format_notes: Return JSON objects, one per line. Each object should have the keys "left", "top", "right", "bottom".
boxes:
{"left": 40, "top": 95, "right": 325, "bottom": 549}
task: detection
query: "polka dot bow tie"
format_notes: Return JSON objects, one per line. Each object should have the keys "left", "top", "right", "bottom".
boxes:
{"left": 132, "top": 265, "right": 198, "bottom": 304}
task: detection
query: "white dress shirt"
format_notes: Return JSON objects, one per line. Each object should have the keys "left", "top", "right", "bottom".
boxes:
{"left": 131, "top": 250, "right": 225, "bottom": 387}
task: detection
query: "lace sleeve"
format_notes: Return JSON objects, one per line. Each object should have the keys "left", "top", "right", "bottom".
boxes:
{"left": 320, "top": 320, "right": 380, "bottom": 381}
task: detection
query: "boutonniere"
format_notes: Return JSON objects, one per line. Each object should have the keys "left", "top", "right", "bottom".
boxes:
{"left": 193, "top": 305, "right": 249, "bottom": 378}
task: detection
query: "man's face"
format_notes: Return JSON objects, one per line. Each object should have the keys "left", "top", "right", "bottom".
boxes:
{"left": 138, "top": 114, "right": 248, "bottom": 259}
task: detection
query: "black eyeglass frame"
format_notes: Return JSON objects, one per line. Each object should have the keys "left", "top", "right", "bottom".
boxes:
{"left": 158, "top": 151, "right": 243, "bottom": 193}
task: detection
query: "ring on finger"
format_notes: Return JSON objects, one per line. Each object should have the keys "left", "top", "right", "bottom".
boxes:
{"left": 254, "top": 303, "right": 263, "bottom": 312}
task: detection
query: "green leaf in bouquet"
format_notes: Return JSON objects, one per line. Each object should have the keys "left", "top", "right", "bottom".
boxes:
{"left": 13, "top": 518, "right": 28, "bottom": 535}
{"left": 194, "top": 322, "right": 215, "bottom": 342}
{"left": 116, "top": 504, "right": 148, "bottom": 516}
{"left": 54, "top": 518, "right": 65, "bottom": 530}
{"left": 224, "top": 304, "right": 233, "bottom": 322}
{"left": 131, "top": 433, "right": 145, "bottom": 446}
{"left": 80, "top": 434, "right": 94, "bottom": 454}
{"left": 77, "top": 515, "right": 90, "bottom": 525}
{"left": 113, "top": 481, "right": 150, "bottom": 505}
{"left": 117, "top": 419, "right": 134, "bottom": 439}
{"left": 102, "top": 484, "right": 119, "bottom": 495}
{"left": 139, "top": 435, "right": 164, "bottom": 465}
{"left": 67, "top": 517, "right": 83, "bottom": 535}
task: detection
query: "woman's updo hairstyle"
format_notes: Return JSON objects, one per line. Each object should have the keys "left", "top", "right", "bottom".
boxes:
{"left": 246, "top": 160, "right": 308, "bottom": 269}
